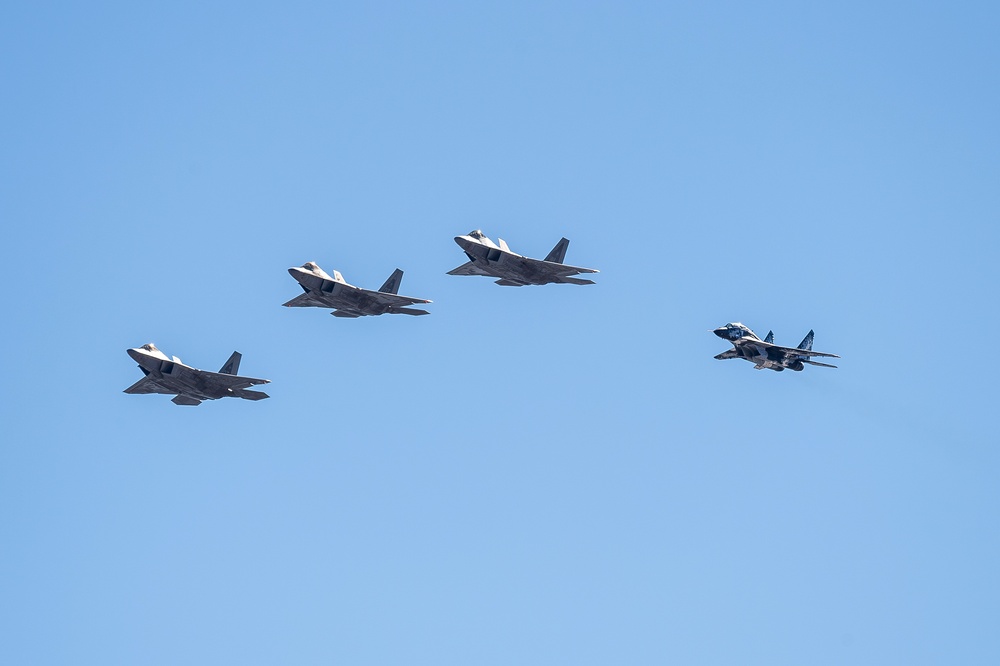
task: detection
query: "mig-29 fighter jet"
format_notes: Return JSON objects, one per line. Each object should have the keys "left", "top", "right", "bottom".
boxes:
{"left": 447, "top": 230, "right": 599, "bottom": 286}
{"left": 123, "top": 343, "right": 270, "bottom": 405}
{"left": 712, "top": 323, "right": 840, "bottom": 372}
{"left": 283, "top": 262, "right": 432, "bottom": 318}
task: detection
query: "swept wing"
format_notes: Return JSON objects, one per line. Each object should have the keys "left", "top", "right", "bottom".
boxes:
{"left": 283, "top": 292, "right": 331, "bottom": 308}
{"left": 284, "top": 286, "right": 430, "bottom": 309}
{"left": 123, "top": 376, "right": 171, "bottom": 395}
{"left": 194, "top": 368, "right": 270, "bottom": 390}
{"left": 736, "top": 339, "right": 840, "bottom": 359}
{"left": 447, "top": 261, "right": 493, "bottom": 276}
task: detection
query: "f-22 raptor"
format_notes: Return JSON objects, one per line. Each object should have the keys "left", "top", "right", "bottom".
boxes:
{"left": 712, "top": 323, "right": 839, "bottom": 371}
{"left": 447, "top": 230, "right": 599, "bottom": 286}
{"left": 283, "top": 262, "right": 432, "bottom": 318}
{"left": 124, "top": 343, "right": 270, "bottom": 405}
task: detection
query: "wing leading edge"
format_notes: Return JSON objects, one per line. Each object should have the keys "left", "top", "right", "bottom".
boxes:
{"left": 737, "top": 339, "right": 840, "bottom": 359}
{"left": 123, "top": 376, "right": 170, "bottom": 395}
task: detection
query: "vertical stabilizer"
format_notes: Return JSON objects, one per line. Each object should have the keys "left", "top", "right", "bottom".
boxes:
{"left": 332, "top": 270, "right": 346, "bottom": 283}
{"left": 219, "top": 351, "right": 242, "bottom": 375}
{"left": 498, "top": 238, "right": 511, "bottom": 252}
{"left": 764, "top": 331, "right": 774, "bottom": 344}
{"left": 379, "top": 268, "right": 404, "bottom": 294}
{"left": 544, "top": 238, "right": 570, "bottom": 263}
{"left": 797, "top": 330, "right": 814, "bottom": 351}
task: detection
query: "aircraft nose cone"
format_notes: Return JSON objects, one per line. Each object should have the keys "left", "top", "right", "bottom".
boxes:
{"left": 126, "top": 348, "right": 143, "bottom": 363}
{"left": 712, "top": 327, "right": 729, "bottom": 339}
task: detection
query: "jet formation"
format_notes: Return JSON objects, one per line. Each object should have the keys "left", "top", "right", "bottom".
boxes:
{"left": 447, "top": 230, "right": 599, "bottom": 286}
{"left": 123, "top": 344, "right": 270, "bottom": 406}
{"left": 712, "top": 323, "right": 839, "bottom": 372}
{"left": 124, "top": 233, "right": 842, "bottom": 405}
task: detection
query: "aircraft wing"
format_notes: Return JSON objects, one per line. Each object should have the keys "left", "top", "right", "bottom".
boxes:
{"left": 197, "top": 370, "right": 271, "bottom": 390}
{"left": 530, "top": 257, "right": 599, "bottom": 275}
{"left": 282, "top": 292, "right": 329, "bottom": 308}
{"left": 741, "top": 339, "right": 840, "bottom": 359}
{"left": 555, "top": 262, "right": 599, "bottom": 275}
{"left": 362, "top": 289, "right": 432, "bottom": 308}
{"left": 123, "top": 376, "right": 171, "bottom": 395}
{"left": 447, "top": 261, "right": 493, "bottom": 276}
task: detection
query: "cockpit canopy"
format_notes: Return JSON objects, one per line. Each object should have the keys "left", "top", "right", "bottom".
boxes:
{"left": 723, "top": 322, "right": 756, "bottom": 338}
{"left": 468, "top": 229, "right": 486, "bottom": 240}
{"left": 141, "top": 343, "right": 159, "bottom": 352}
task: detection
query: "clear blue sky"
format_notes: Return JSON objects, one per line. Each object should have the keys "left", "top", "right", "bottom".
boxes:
{"left": 2, "top": 2, "right": 999, "bottom": 664}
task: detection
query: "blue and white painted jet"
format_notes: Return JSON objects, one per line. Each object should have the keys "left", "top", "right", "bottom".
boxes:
{"left": 712, "top": 323, "right": 839, "bottom": 371}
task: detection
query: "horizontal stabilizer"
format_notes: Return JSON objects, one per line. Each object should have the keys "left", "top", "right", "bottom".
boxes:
{"left": 379, "top": 268, "right": 403, "bottom": 294}
{"left": 331, "top": 310, "right": 361, "bottom": 318}
{"left": 234, "top": 389, "right": 270, "bottom": 401}
{"left": 171, "top": 395, "right": 202, "bottom": 406}
{"left": 219, "top": 351, "right": 241, "bottom": 375}
{"left": 392, "top": 307, "right": 431, "bottom": 316}
{"left": 544, "top": 237, "right": 570, "bottom": 264}
{"left": 494, "top": 279, "right": 526, "bottom": 286}
{"left": 801, "top": 359, "right": 838, "bottom": 369}
{"left": 554, "top": 276, "right": 596, "bottom": 285}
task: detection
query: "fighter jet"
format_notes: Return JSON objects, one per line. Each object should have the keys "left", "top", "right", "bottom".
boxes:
{"left": 283, "top": 262, "right": 432, "bottom": 318}
{"left": 712, "top": 323, "right": 840, "bottom": 371}
{"left": 447, "top": 230, "right": 599, "bottom": 286}
{"left": 123, "top": 344, "right": 270, "bottom": 405}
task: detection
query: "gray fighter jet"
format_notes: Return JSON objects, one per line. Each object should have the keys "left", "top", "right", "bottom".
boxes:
{"left": 712, "top": 323, "right": 839, "bottom": 371}
{"left": 283, "top": 262, "right": 432, "bottom": 318}
{"left": 123, "top": 343, "right": 270, "bottom": 405}
{"left": 447, "top": 230, "right": 599, "bottom": 286}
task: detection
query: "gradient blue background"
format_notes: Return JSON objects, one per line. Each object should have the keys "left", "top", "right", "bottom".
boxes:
{"left": 2, "top": 2, "right": 998, "bottom": 664}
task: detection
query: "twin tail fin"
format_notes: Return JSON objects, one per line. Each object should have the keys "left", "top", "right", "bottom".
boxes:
{"left": 379, "top": 268, "right": 404, "bottom": 294}
{"left": 219, "top": 351, "right": 242, "bottom": 375}
{"left": 544, "top": 238, "right": 570, "bottom": 263}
